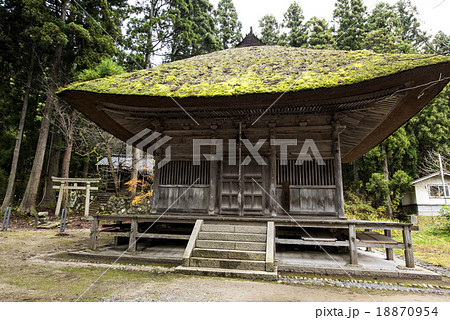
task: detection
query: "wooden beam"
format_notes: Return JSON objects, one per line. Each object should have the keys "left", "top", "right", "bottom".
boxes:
{"left": 52, "top": 186, "right": 98, "bottom": 190}
{"left": 276, "top": 238, "right": 349, "bottom": 247}
{"left": 136, "top": 233, "right": 190, "bottom": 240}
{"left": 52, "top": 177, "right": 100, "bottom": 183}
{"left": 356, "top": 242, "right": 405, "bottom": 249}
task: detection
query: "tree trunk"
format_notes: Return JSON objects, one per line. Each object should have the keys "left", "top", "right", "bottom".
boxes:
{"left": 144, "top": 1, "right": 156, "bottom": 69}
{"left": 353, "top": 160, "right": 359, "bottom": 194}
{"left": 82, "top": 155, "right": 89, "bottom": 178}
{"left": 60, "top": 111, "right": 75, "bottom": 210}
{"left": 106, "top": 136, "right": 121, "bottom": 196}
{"left": 382, "top": 144, "right": 393, "bottom": 219}
{"left": 60, "top": 114, "right": 75, "bottom": 179}
{"left": 41, "top": 131, "right": 62, "bottom": 207}
{"left": 1, "top": 50, "right": 34, "bottom": 211}
{"left": 18, "top": 1, "right": 69, "bottom": 214}
{"left": 130, "top": 147, "right": 139, "bottom": 198}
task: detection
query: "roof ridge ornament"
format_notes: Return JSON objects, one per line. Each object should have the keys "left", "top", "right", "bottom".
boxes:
{"left": 235, "top": 27, "right": 266, "bottom": 48}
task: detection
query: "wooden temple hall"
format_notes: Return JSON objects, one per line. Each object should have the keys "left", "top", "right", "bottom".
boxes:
{"left": 59, "top": 33, "right": 450, "bottom": 276}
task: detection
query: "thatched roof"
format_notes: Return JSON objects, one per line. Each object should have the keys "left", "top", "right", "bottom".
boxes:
{"left": 58, "top": 46, "right": 450, "bottom": 162}
{"left": 59, "top": 46, "right": 450, "bottom": 98}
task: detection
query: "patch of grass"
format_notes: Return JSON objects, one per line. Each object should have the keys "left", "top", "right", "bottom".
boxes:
{"left": 391, "top": 217, "right": 450, "bottom": 268}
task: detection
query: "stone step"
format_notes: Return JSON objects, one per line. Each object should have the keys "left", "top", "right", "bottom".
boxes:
{"left": 175, "top": 266, "right": 278, "bottom": 281}
{"left": 192, "top": 248, "right": 266, "bottom": 261}
{"left": 196, "top": 240, "right": 266, "bottom": 251}
{"left": 198, "top": 231, "right": 266, "bottom": 242}
{"left": 190, "top": 257, "right": 266, "bottom": 271}
{"left": 201, "top": 224, "right": 267, "bottom": 234}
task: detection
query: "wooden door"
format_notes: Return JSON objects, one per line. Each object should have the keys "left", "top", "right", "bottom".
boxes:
{"left": 220, "top": 163, "right": 240, "bottom": 214}
{"left": 220, "top": 159, "right": 265, "bottom": 215}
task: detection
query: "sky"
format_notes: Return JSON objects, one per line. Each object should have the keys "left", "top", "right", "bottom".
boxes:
{"left": 209, "top": 0, "right": 450, "bottom": 37}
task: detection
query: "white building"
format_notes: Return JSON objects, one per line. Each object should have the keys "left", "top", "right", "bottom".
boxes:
{"left": 97, "top": 154, "right": 154, "bottom": 174}
{"left": 402, "top": 172, "right": 450, "bottom": 216}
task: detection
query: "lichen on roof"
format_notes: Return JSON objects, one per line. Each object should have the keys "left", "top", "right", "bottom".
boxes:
{"left": 60, "top": 46, "right": 450, "bottom": 98}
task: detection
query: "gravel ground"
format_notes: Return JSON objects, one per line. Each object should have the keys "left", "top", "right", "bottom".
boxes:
{"left": 279, "top": 276, "right": 450, "bottom": 295}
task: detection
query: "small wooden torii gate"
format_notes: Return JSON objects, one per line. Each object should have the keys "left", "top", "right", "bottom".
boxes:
{"left": 52, "top": 177, "right": 100, "bottom": 217}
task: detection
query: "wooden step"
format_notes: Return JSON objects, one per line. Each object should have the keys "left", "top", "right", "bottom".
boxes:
{"left": 190, "top": 257, "right": 266, "bottom": 271}
{"left": 175, "top": 266, "right": 278, "bottom": 281}
{"left": 201, "top": 224, "right": 266, "bottom": 234}
{"left": 196, "top": 240, "right": 266, "bottom": 251}
{"left": 198, "top": 231, "right": 266, "bottom": 242}
{"left": 192, "top": 248, "right": 266, "bottom": 261}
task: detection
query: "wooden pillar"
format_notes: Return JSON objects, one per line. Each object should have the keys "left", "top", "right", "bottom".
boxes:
{"left": 403, "top": 226, "right": 415, "bottom": 268}
{"left": 129, "top": 218, "right": 138, "bottom": 252}
{"left": 55, "top": 181, "right": 65, "bottom": 217}
{"left": 333, "top": 123, "right": 345, "bottom": 218}
{"left": 84, "top": 182, "right": 91, "bottom": 217}
{"left": 89, "top": 216, "right": 99, "bottom": 251}
{"left": 209, "top": 126, "right": 218, "bottom": 215}
{"left": 348, "top": 224, "right": 358, "bottom": 265}
{"left": 384, "top": 229, "right": 394, "bottom": 260}
{"left": 209, "top": 160, "right": 217, "bottom": 215}
{"left": 269, "top": 125, "right": 277, "bottom": 216}
{"left": 151, "top": 153, "right": 160, "bottom": 214}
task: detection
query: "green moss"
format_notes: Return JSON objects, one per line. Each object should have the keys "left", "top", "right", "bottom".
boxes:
{"left": 59, "top": 46, "right": 450, "bottom": 98}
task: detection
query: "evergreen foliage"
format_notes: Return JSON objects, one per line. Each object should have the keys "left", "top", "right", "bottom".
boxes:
{"left": 258, "top": 14, "right": 281, "bottom": 46}
{"left": 283, "top": 1, "right": 307, "bottom": 47}
{"left": 333, "top": 0, "right": 367, "bottom": 50}
{"left": 1, "top": 0, "right": 449, "bottom": 217}
{"left": 215, "top": 0, "right": 242, "bottom": 49}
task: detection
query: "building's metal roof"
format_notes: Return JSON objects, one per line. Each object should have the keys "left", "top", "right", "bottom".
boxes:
{"left": 411, "top": 172, "right": 450, "bottom": 185}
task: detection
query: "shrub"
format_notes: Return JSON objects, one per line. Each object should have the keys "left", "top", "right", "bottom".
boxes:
{"left": 345, "top": 191, "right": 381, "bottom": 221}
{"left": 439, "top": 205, "right": 450, "bottom": 232}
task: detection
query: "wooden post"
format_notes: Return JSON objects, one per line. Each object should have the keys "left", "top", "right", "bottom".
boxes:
{"left": 209, "top": 127, "right": 218, "bottom": 215}
{"left": 129, "top": 218, "right": 138, "bottom": 252}
{"left": 269, "top": 126, "right": 277, "bottom": 216}
{"left": 89, "top": 216, "right": 99, "bottom": 251}
{"left": 333, "top": 123, "right": 345, "bottom": 218}
{"left": 266, "top": 221, "right": 275, "bottom": 272}
{"left": 84, "top": 182, "right": 91, "bottom": 217}
{"left": 384, "top": 229, "right": 394, "bottom": 260}
{"left": 55, "top": 181, "right": 65, "bottom": 217}
{"left": 365, "top": 229, "right": 372, "bottom": 252}
{"left": 403, "top": 226, "right": 415, "bottom": 268}
{"left": 151, "top": 153, "right": 160, "bottom": 214}
{"left": 348, "top": 224, "right": 358, "bottom": 265}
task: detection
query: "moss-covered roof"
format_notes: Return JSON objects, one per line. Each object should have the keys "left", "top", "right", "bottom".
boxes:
{"left": 60, "top": 46, "right": 450, "bottom": 98}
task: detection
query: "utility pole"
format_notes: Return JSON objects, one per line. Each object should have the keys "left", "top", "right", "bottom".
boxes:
{"left": 439, "top": 153, "right": 447, "bottom": 205}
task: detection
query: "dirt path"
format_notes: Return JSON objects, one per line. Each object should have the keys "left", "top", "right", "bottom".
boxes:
{"left": 0, "top": 229, "right": 449, "bottom": 302}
